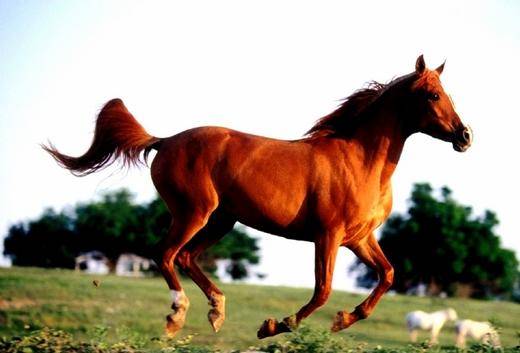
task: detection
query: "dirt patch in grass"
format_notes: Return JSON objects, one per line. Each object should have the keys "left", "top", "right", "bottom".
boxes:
{"left": 0, "top": 298, "right": 37, "bottom": 310}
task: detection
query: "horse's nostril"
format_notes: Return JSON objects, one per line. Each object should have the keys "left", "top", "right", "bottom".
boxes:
{"left": 453, "top": 125, "right": 473, "bottom": 152}
{"left": 462, "top": 127, "right": 472, "bottom": 144}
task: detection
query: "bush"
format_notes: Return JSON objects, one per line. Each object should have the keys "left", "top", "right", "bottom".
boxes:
{"left": 253, "top": 326, "right": 361, "bottom": 353}
{"left": 0, "top": 327, "right": 214, "bottom": 353}
{"left": 1, "top": 326, "right": 519, "bottom": 353}
{"left": 254, "top": 326, "right": 520, "bottom": 353}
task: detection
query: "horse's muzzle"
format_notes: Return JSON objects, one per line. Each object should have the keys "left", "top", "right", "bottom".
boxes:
{"left": 452, "top": 125, "right": 472, "bottom": 152}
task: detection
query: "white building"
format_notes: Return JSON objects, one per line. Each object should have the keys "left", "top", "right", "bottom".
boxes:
{"left": 75, "top": 251, "right": 110, "bottom": 275}
{"left": 115, "top": 253, "right": 152, "bottom": 277}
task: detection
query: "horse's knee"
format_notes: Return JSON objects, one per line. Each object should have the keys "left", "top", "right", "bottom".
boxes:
{"left": 382, "top": 265, "right": 394, "bottom": 288}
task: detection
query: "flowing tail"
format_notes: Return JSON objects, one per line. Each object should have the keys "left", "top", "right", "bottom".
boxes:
{"left": 42, "top": 98, "right": 162, "bottom": 176}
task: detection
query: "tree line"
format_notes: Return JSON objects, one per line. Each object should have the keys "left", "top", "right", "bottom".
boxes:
{"left": 352, "top": 183, "right": 519, "bottom": 299}
{"left": 3, "top": 189, "right": 260, "bottom": 280}
{"left": 3, "top": 183, "right": 518, "bottom": 298}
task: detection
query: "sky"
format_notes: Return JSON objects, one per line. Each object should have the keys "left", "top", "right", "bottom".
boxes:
{"left": 0, "top": 0, "right": 519, "bottom": 291}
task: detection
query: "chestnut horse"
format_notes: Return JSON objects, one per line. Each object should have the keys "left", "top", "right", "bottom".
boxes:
{"left": 44, "top": 55, "right": 472, "bottom": 338}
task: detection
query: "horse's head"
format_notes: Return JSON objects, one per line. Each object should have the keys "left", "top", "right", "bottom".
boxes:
{"left": 406, "top": 55, "right": 472, "bottom": 152}
{"left": 445, "top": 308, "right": 458, "bottom": 321}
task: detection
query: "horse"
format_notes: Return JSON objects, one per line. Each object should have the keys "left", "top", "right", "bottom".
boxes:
{"left": 43, "top": 55, "right": 473, "bottom": 339}
{"left": 406, "top": 308, "right": 458, "bottom": 344}
{"left": 455, "top": 320, "right": 500, "bottom": 348}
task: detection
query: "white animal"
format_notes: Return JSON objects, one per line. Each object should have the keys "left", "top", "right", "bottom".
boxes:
{"left": 406, "top": 308, "right": 458, "bottom": 344}
{"left": 455, "top": 320, "right": 500, "bottom": 348}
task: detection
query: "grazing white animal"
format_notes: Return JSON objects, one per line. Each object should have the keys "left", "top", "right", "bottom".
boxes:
{"left": 455, "top": 320, "right": 500, "bottom": 348}
{"left": 406, "top": 308, "right": 458, "bottom": 344}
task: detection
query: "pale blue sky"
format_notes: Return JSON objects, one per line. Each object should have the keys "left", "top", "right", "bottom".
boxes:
{"left": 0, "top": 1, "right": 519, "bottom": 289}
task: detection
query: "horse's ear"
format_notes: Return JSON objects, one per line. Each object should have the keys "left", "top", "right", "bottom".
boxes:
{"left": 415, "top": 55, "right": 426, "bottom": 74}
{"left": 435, "top": 60, "right": 446, "bottom": 75}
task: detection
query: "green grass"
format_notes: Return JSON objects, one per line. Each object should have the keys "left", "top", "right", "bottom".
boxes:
{"left": 0, "top": 267, "right": 519, "bottom": 351}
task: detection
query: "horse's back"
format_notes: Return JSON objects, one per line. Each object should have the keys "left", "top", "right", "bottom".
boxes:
{"left": 150, "top": 126, "right": 314, "bottom": 230}
{"left": 151, "top": 126, "right": 310, "bottom": 183}
{"left": 406, "top": 311, "right": 432, "bottom": 330}
{"left": 456, "top": 320, "right": 494, "bottom": 338}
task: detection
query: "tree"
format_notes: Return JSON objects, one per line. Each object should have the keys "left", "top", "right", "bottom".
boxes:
{"left": 4, "top": 208, "right": 77, "bottom": 268}
{"left": 74, "top": 189, "right": 151, "bottom": 260}
{"left": 3, "top": 189, "right": 261, "bottom": 280}
{"left": 351, "top": 183, "right": 518, "bottom": 298}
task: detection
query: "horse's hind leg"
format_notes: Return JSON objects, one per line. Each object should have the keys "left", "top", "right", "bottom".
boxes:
{"left": 257, "top": 231, "right": 342, "bottom": 338}
{"left": 331, "top": 233, "right": 393, "bottom": 332}
{"left": 157, "top": 208, "right": 215, "bottom": 337}
{"left": 175, "top": 212, "right": 236, "bottom": 332}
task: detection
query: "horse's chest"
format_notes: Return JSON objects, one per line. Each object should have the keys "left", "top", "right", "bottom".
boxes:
{"left": 341, "top": 188, "right": 392, "bottom": 245}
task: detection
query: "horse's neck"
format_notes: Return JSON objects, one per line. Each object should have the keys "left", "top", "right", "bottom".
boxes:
{"left": 349, "top": 108, "right": 407, "bottom": 184}
{"left": 433, "top": 310, "right": 448, "bottom": 320}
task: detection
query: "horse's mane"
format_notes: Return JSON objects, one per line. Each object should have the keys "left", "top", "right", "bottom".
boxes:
{"left": 306, "top": 73, "right": 416, "bottom": 138}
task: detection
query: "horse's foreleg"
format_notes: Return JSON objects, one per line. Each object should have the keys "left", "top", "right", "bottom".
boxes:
{"left": 176, "top": 215, "right": 235, "bottom": 333}
{"left": 332, "top": 233, "right": 393, "bottom": 332}
{"left": 409, "top": 329, "right": 418, "bottom": 342}
{"left": 455, "top": 331, "right": 466, "bottom": 348}
{"left": 157, "top": 211, "right": 211, "bottom": 337}
{"left": 257, "top": 234, "right": 341, "bottom": 339}
{"left": 430, "top": 326, "right": 441, "bottom": 345}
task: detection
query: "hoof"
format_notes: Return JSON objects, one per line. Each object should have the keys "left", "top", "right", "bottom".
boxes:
{"left": 165, "top": 312, "right": 186, "bottom": 337}
{"left": 331, "top": 311, "right": 358, "bottom": 332}
{"left": 257, "top": 318, "right": 278, "bottom": 339}
{"left": 208, "top": 295, "right": 225, "bottom": 332}
{"left": 257, "top": 316, "right": 295, "bottom": 339}
{"left": 165, "top": 291, "right": 190, "bottom": 337}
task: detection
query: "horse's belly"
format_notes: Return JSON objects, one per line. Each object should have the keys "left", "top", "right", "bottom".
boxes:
{"left": 219, "top": 146, "right": 312, "bottom": 236}
{"left": 224, "top": 190, "right": 309, "bottom": 236}
{"left": 237, "top": 217, "right": 315, "bottom": 242}
{"left": 220, "top": 175, "right": 312, "bottom": 239}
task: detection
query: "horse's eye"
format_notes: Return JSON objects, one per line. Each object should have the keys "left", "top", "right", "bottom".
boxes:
{"left": 429, "top": 93, "right": 440, "bottom": 101}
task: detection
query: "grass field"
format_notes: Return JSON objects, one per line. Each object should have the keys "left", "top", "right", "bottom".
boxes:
{"left": 0, "top": 267, "right": 519, "bottom": 351}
